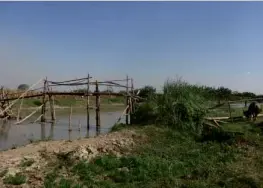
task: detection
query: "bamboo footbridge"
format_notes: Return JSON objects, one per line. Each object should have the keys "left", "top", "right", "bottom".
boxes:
{"left": 0, "top": 75, "right": 140, "bottom": 131}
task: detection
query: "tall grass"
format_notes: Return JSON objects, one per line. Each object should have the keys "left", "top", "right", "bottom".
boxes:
{"left": 132, "top": 78, "right": 216, "bottom": 134}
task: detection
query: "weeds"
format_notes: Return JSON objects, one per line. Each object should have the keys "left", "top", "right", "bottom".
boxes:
{"left": 3, "top": 173, "right": 26, "bottom": 185}
{"left": 111, "top": 123, "right": 129, "bottom": 132}
{"left": 20, "top": 158, "right": 35, "bottom": 167}
{"left": 0, "top": 169, "right": 8, "bottom": 177}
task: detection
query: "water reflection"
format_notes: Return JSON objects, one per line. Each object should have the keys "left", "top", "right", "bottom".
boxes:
{"left": 0, "top": 111, "right": 126, "bottom": 151}
{"left": 0, "top": 120, "right": 11, "bottom": 142}
{"left": 68, "top": 129, "right": 72, "bottom": 141}
{"left": 49, "top": 122, "right": 54, "bottom": 140}
{"left": 40, "top": 123, "right": 46, "bottom": 140}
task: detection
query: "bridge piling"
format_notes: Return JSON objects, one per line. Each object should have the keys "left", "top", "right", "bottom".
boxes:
{"left": 47, "top": 81, "right": 56, "bottom": 122}
{"left": 95, "top": 80, "right": 100, "bottom": 134}
{"left": 86, "top": 74, "right": 90, "bottom": 132}
{"left": 41, "top": 79, "right": 47, "bottom": 122}
{"left": 125, "top": 75, "right": 129, "bottom": 125}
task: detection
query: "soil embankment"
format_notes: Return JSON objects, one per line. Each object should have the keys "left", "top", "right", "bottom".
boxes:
{"left": 0, "top": 128, "right": 143, "bottom": 187}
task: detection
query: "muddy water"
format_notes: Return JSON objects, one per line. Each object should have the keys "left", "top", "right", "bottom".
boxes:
{"left": 0, "top": 110, "right": 127, "bottom": 151}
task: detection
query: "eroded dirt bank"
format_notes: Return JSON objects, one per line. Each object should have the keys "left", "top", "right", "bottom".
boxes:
{"left": 0, "top": 128, "right": 145, "bottom": 188}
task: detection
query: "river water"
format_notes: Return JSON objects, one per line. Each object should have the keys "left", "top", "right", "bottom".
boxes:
{"left": 0, "top": 110, "right": 126, "bottom": 151}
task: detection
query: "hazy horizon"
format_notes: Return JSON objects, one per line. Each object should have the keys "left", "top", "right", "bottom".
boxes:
{"left": 1, "top": 2, "right": 263, "bottom": 94}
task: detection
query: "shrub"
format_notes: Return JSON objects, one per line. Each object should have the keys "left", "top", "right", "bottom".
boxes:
{"left": 17, "top": 84, "right": 29, "bottom": 91}
{"left": 33, "top": 100, "right": 42, "bottom": 106}
{"left": 131, "top": 78, "right": 214, "bottom": 134}
{"left": 153, "top": 79, "right": 208, "bottom": 134}
{"left": 131, "top": 102, "right": 157, "bottom": 125}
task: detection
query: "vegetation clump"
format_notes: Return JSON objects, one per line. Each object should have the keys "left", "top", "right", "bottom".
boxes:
{"left": 3, "top": 173, "right": 26, "bottom": 185}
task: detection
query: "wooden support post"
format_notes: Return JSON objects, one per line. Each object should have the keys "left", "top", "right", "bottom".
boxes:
{"left": 86, "top": 74, "right": 90, "bottom": 131}
{"left": 41, "top": 79, "right": 47, "bottom": 122}
{"left": 125, "top": 75, "right": 129, "bottom": 125}
{"left": 51, "top": 95, "right": 56, "bottom": 120}
{"left": 47, "top": 82, "right": 56, "bottom": 122}
{"left": 48, "top": 95, "right": 56, "bottom": 121}
{"left": 130, "top": 78, "right": 134, "bottom": 124}
{"left": 17, "top": 98, "right": 24, "bottom": 122}
{"left": 95, "top": 80, "right": 100, "bottom": 131}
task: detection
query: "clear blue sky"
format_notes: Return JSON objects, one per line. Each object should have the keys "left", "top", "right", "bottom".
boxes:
{"left": 1, "top": 2, "right": 263, "bottom": 93}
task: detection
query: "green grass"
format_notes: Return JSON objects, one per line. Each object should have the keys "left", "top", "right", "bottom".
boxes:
{"left": 41, "top": 122, "right": 263, "bottom": 188}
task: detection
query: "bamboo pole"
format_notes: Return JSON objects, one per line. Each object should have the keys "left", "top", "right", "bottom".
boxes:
{"left": 125, "top": 75, "right": 130, "bottom": 125}
{"left": 95, "top": 80, "right": 101, "bottom": 130}
{"left": 15, "top": 104, "right": 44, "bottom": 124}
{"left": 69, "top": 105, "right": 72, "bottom": 132}
{"left": 41, "top": 79, "right": 47, "bottom": 122}
{"left": 17, "top": 98, "right": 24, "bottom": 122}
{"left": 86, "top": 74, "right": 90, "bottom": 131}
{"left": 116, "top": 105, "right": 130, "bottom": 124}
{"left": 47, "top": 82, "right": 56, "bottom": 121}
{"left": 48, "top": 94, "right": 56, "bottom": 121}
{"left": 52, "top": 95, "right": 56, "bottom": 120}
{"left": 33, "top": 114, "right": 43, "bottom": 123}
{"left": 130, "top": 78, "right": 134, "bottom": 124}
{"left": 1, "top": 78, "right": 43, "bottom": 114}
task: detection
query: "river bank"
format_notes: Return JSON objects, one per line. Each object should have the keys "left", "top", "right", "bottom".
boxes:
{"left": 0, "top": 123, "right": 262, "bottom": 187}
{"left": 0, "top": 126, "right": 142, "bottom": 188}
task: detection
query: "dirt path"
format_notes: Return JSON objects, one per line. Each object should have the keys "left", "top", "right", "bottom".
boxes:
{"left": 0, "top": 128, "right": 144, "bottom": 187}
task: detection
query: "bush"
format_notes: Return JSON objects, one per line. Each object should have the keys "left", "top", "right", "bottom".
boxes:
{"left": 154, "top": 79, "right": 208, "bottom": 133}
{"left": 17, "top": 84, "right": 29, "bottom": 91}
{"left": 131, "top": 78, "right": 214, "bottom": 134}
{"left": 33, "top": 100, "right": 42, "bottom": 106}
{"left": 131, "top": 102, "right": 157, "bottom": 125}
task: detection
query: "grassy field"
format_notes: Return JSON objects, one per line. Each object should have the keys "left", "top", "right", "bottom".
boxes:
{"left": 20, "top": 121, "right": 260, "bottom": 188}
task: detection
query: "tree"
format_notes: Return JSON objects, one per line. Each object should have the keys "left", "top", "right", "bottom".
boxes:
{"left": 216, "top": 86, "right": 232, "bottom": 103}
{"left": 241, "top": 92, "right": 256, "bottom": 99}
{"left": 136, "top": 85, "right": 156, "bottom": 99}
{"left": 17, "top": 84, "right": 29, "bottom": 91}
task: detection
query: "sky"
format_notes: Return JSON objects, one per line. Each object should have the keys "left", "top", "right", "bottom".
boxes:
{"left": 1, "top": 2, "right": 263, "bottom": 93}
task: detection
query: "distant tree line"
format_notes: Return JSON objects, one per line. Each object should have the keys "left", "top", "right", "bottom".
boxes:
{"left": 118, "top": 85, "right": 262, "bottom": 103}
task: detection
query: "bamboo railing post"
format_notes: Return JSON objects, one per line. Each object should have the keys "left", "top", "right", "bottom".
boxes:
{"left": 86, "top": 74, "right": 90, "bottom": 131}
{"left": 125, "top": 75, "right": 129, "bottom": 125}
{"left": 95, "top": 80, "right": 100, "bottom": 132}
{"left": 41, "top": 78, "right": 47, "bottom": 122}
